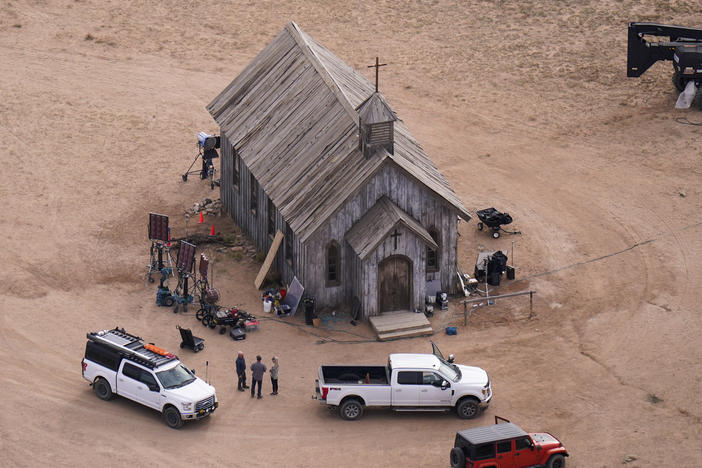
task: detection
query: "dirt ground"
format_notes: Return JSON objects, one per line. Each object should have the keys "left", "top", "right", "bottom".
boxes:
{"left": 1, "top": 1, "right": 701, "bottom": 467}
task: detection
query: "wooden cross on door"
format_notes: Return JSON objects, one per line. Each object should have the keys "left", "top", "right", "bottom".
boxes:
{"left": 390, "top": 229, "right": 402, "bottom": 250}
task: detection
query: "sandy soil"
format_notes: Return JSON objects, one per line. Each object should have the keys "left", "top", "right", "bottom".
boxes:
{"left": 1, "top": 1, "right": 701, "bottom": 467}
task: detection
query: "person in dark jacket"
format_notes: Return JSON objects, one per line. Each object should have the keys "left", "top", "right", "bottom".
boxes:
{"left": 236, "top": 351, "right": 248, "bottom": 391}
{"left": 250, "top": 355, "right": 267, "bottom": 399}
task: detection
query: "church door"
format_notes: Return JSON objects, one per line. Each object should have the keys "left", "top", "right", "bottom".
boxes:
{"left": 378, "top": 255, "right": 411, "bottom": 313}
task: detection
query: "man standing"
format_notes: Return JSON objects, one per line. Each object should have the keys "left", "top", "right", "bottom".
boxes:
{"left": 236, "top": 351, "right": 248, "bottom": 392}
{"left": 250, "top": 355, "right": 267, "bottom": 399}
{"left": 270, "top": 356, "right": 279, "bottom": 396}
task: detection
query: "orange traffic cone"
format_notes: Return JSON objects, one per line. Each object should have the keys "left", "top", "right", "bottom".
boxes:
{"left": 198, "top": 211, "right": 204, "bottom": 224}
{"left": 210, "top": 225, "right": 216, "bottom": 236}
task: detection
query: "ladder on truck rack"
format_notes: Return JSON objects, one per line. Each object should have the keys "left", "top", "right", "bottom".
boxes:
{"left": 87, "top": 328, "right": 177, "bottom": 369}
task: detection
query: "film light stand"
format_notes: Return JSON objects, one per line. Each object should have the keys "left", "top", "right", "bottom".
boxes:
{"left": 173, "top": 240, "right": 197, "bottom": 313}
{"left": 147, "top": 213, "right": 174, "bottom": 284}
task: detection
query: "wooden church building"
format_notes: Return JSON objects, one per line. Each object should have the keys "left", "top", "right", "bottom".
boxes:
{"left": 207, "top": 22, "right": 471, "bottom": 319}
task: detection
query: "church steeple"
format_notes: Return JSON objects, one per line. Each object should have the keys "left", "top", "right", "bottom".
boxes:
{"left": 357, "top": 91, "right": 396, "bottom": 158}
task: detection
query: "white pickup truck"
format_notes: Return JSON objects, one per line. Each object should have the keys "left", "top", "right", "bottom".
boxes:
{"left": 314, "top": 342, "right": 492, "bottom": 420}
{"left": 81, "top": 328, "right": 218, "bottom": 429}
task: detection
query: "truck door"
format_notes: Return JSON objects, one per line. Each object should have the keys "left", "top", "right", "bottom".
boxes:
{"left": 431, "top": 341, "right": 446, "bottom": 361}
{"left": 136, "top": 370, "right": 163, "bottom": 410}
{"left": 119, "top": 362, "right": 144, "bottom": 402}
{"left": 121, "top": 363, "right": 162, "bottom": 409}
{"left": 511, "top": 436, "right": 539, "bottom": 467}
{"left": 419, "top": 371, "right": 452, "bottom": 406}
{"left": 393, "top": 371, "right": 421, "bottom": 406}
{"left": 495, "top": 440, "right": 515, "bottom": 468}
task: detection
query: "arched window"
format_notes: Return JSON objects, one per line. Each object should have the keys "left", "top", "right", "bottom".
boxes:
{"left": 232, "top": 150, "right": 240, "bottom": 191}
{"left": 284, "top": 222, "right": 293, "bottom": 266}
{"left": 267, "top": 197, "right": 275, "bottom": 238}
{"left": 250, "top": 173, "right": 258, "bottom": 215}
{"left": 426, "top": 227, "right": 440, "bottom": 272}
{"left": 326, "top": 241, "right": 340, "bottom": 286}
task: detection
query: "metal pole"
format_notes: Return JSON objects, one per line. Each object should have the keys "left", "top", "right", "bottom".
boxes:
{"left": 375, "top": 57, "right": 379, "bottom": 92}
{"left": 484, "top": 257, "right": 489, "bottom": 297}
{"left": 461, "top": 291, "right": 536, "bottom": 325}
{"left": 461, "top": 290, "right": 536, "bottom": 304}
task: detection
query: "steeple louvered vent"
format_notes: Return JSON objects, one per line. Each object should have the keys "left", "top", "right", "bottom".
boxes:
{"left": 357, "top": 92, "right": 396, "bottom": 159}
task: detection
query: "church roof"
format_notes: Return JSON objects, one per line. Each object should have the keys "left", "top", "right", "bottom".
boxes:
{"left": 357, "top": 92, "right": 396, "bottom": 123}
{"left": 346, "top": 196, "right": 437, "bottom": 259}
{"left": 207, "top": 22, "right": 470, "bottom": 241}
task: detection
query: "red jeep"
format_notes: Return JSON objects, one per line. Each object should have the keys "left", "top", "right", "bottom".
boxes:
{"left": 450, "top": 417, "right": 568, "bottom": 468}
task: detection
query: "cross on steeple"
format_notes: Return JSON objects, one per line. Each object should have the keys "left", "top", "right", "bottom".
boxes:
{"left": 367, "top": 57, "right": 388, "bottom": 93}
{"left": 390, "top": 229, "right": 402, "bottom": 250}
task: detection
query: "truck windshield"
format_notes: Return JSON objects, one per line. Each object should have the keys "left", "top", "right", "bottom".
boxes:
{"left": 439, "top": 361, "right": 460, "bottom": 382}
{"left": 156, "top": 363, "right": 196, "bottom": 389}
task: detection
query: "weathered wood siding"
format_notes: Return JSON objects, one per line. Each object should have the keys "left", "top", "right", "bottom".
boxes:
{"left": 304, "top": 162, "right": 459, "bottom": 316}
{"left": 211, "top": 23, "right": 468, "bottom": 312}
{"left": 220, "top": 134, "right": 299, "bottom": 287}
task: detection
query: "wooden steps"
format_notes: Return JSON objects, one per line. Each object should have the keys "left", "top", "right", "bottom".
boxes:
{"left": 369, "top": 311, "right": 433, "bottom": 341}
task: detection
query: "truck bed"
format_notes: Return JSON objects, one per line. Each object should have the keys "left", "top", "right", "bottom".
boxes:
{"left": 320, "top": 366, "right": 389, "bottom": 385}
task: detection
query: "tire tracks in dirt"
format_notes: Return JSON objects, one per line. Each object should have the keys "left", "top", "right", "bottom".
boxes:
{"left": 514, "top": 220, "right": 702, "bottom": 283}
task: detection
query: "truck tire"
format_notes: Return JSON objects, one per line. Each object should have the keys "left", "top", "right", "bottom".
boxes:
{"left": 339, "top": 399, "right": 364, "bottom": 421}
{"left": 93, "top": 377, "right": 113, "bottom": 401}
{"left": 163, "top": 405, "right": 184, "bottom": 429}
{"left": 449, "top": 447, "right": 466, "bottom": 468}
{"left": 672, "top": 71, "right": 685, "bottom": 92}
{"left": 456, "top": 398, "right": 480, "bottom": 419}
{"left": 546, "top": 454, "right": 566, "bottom": 468}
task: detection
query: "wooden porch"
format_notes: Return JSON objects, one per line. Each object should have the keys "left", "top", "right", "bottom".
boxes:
{"left": 369, "top": 311, "right": 433, "bottom": 341}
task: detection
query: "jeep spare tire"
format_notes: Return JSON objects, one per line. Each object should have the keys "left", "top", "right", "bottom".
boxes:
{"left": 450, "top": 447, "right": 466, "bottom": 468}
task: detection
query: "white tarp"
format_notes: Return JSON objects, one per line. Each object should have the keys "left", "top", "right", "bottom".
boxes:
{"left": 675, "top": 80, "right": 698, "bottom": 109}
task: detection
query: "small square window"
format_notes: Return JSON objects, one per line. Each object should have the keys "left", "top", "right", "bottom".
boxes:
{"left": 515, "top": 437, "right": 533, "bottom": 451}
{"left": 497, "top": 441, "right": 511, "bottom": 453}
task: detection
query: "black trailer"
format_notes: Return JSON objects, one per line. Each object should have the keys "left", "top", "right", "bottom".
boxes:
{"left": 475, "top": 208, "right": 514, "bottom": 239}
{"left": 627, "top": 22, "right": 702, "bottom": 107}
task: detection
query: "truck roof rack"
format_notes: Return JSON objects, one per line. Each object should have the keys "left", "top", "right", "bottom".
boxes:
{"left": 87, "top": 327, "right": 177, "bottom": 369}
